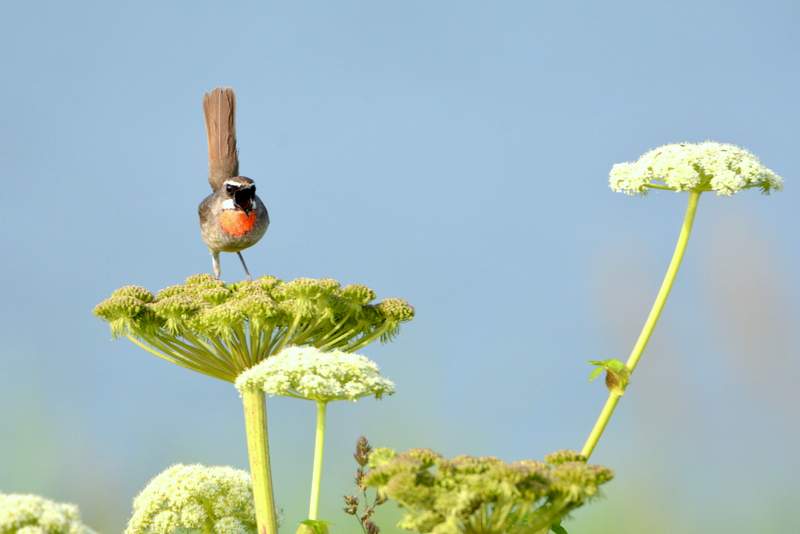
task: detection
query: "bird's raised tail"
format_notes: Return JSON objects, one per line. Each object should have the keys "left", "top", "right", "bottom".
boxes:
{"left": 203, "top": 87, "right": 239, "bottom": 191}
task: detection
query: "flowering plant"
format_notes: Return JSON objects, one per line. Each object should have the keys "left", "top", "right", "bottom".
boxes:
{"left": 580, "top": 142, "right": 783, "bottom": 459}
{"left": 94, "top": 276, "right": 413, "bottom": 534}
{"left": 0, "top": 494, "right": 96, "bottom": 534}
{"left": 0, "top": 139, "right": 772, "bottom": 534}
{"left": 125, "top": 464, "right": 256, "bottom": 534}
{"left": 360, "top": 448, "right": 612, "bottom": 534}
{"left": 237, "top": 346, "right": 395, "bottom": 528}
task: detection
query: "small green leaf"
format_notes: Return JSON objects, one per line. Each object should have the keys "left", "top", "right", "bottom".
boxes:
{"left": 588, "top": 358, "right": 630, "bottom": 393}
{"left": 588, "top": 366, "right": 605, "bottom": 382}
{"left": 605, "top": 359, "right": 626, "bottom": 373}
{"left": 551, "top": 521, "right": 569, "bottom": 534}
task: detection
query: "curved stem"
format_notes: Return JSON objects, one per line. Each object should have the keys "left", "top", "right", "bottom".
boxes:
{"left": 308, "top": 401, "right": 328, "bottom": 520}
{"left": 581, "top": 191, "right": 701, "bottom": 459}
{"left": 241, "top": 389, "right": 279, "bottom": 534}
{"left": 126, "top": 335, "right": 227, "bottom": 381}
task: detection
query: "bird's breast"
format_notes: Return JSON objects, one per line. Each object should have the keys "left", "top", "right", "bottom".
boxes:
{"left": 219, "top": 210, "right": 259, "bottom": 237}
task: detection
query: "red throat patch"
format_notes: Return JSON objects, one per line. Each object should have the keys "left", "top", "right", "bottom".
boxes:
{"left": 219, "top": 210, "right": 258, "bottom": 237}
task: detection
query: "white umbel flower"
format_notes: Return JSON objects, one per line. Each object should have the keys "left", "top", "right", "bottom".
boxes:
{"left": 609, "top": 142, "right": 783, "bottom": 196}
{"left": 235, "top": 346, "right": 395, "bottom": 402}
{"left": 125, "top": 464, "right": 256, "bottom": 534}
{"left": 0, "top": 494, "right": 96, "bottom": 534}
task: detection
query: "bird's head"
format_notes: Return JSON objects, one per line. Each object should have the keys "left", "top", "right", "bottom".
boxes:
{"left": 222, "top": 177, "right": 257, "bottom": 214}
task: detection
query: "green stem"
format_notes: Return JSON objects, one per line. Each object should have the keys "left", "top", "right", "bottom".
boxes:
{"left": 241, "top": 389, "right": 279, "bottom": 534}
{"left": 581, "top": 190, "right": 701, "bottom": 459}
{"left": 308, "top": 401, "right": 328, "bottom": 520}
{"left": 345, "top": 323, "right": 392, "bottom": 352}
{"left": 127, "top": 335, "right": 228, "bottom": 381}
{"left": 274, "top": 315, "right": 302, "bottom": 354}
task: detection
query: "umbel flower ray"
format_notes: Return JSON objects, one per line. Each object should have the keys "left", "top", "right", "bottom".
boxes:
{"left": 93, "top": 274, "right": 414, "bottom": 382}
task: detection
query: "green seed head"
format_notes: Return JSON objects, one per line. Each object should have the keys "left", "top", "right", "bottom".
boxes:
{"left": 363, "top": 448, "right": 613, "bottom": 534}
{"left": 184, "top": 273, "right": 219, "bottom": 286}
{"left": 93, "top": 296, "right": 150, "bottom": 337}
{"left": 377, "top": 298, "right": 415, "bottom": 322}
{"left": 95, "top": 275, "right": 413, "bottom": 382}
{"left": 111, "top": 285, "right": 155, "bottom": 303}
{"left": 340, "top": 284, "right": 377, "bottom": 306}
{"left": 545, "top": 449, "right": 587, "bottom": 465}
{"left": 196, "top": 300, "right": 247, "bottom": 339}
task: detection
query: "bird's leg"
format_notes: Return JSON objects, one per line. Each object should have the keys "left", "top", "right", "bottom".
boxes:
{"left": 211, "top": 250, "right": 221, "bottom": 279}
{"left": 237, "top": 251, "right": 252, "bottom": 281}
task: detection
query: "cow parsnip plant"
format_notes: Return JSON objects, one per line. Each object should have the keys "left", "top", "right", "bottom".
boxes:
{"left": 236, "top": 345, "right": 394, "bottom": 532}
{"left": 74, "top": 140, "right": 782, "bottom": 534}
{"left": 582, "top": 142, "right": 782, "bottom": 459}
{"left": 345, "top": 141, "right": 782, "bottom": 534}
{"left": 360, "top": 448, "right": 612, "bottom": 534}
{"left": 94, "top": 275, "right": 413, "bottom": 534}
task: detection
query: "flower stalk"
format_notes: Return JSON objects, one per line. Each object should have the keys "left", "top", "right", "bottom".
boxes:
{"left": 95, "top": 276, "right": 413, "bottom": 532}
{"left": 242, "top": 389, "right": 279, "bottom": 534}
{"left": 581, "top": 190, "right": 701, "bottom": 458}
{"left": 308, "top": 401, "right": 328, "bottom": 520}
{"left": 236, "top": 345, "right": 395, "bottom": 531}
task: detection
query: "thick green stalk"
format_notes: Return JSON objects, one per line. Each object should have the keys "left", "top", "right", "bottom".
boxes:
{"left": 581, "top": 191, "right": 701, "bottom": 458}
{"left": 242, "top": 389, "right": 279, "bottom": 534}
{"left": 308, "top": 401, "right": 328, "bottom": 520}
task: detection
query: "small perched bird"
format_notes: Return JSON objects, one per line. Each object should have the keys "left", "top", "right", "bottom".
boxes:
{"left": 198, "top": 88, "right": 269, "bottom": 279}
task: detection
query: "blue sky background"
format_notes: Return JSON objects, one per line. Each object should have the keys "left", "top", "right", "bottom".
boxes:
{"left": 1, "top": 1, "right": 798, "bottom": 532}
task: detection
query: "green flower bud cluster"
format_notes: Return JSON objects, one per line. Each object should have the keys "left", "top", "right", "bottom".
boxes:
{"left": 94, "top": 275, "right": 414, "bottom": 382}
{"left": 0, "top": 493, "right": 96, "bottom": 534}
{"left": 609, "top": 142, "right": 783, "bottom": 196}
{"left": 235, "top": 345, "right": 395, "bottom": 402}
{"left": 125, "top": 464, "right": 256, "bottom": 534}
{"left": 363, "top": 448, "right": 613, "bottom": 534}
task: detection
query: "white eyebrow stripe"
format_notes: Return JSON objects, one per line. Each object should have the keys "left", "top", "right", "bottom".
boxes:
{"left": 224, "top": 179, "right": 244, "bottom": 187}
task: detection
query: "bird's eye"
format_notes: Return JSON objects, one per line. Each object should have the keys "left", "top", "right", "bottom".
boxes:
{"left": 225, "top": 184, "right": 237, "bottom": 194}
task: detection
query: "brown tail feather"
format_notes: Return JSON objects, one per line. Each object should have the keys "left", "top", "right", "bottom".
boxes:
{"left": 203, "top": 87, "right": 239, "bottom": 191}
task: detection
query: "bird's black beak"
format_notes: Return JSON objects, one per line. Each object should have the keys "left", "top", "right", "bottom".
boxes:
{"left": 234, "top": 186, "right": 255, "bottom": 214}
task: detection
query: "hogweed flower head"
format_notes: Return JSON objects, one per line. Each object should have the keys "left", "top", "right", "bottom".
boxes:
{"left": 363, "top": 448, "right": 613, "bottom": 534}
{"left": 125, "top": 464, "right": 256, "bottom": 534}
{"left": 0, "top": 493, "right": 96, "bottom": 534}
{"left": 609, "top": 142, "right": 783, "bottom": 196}
{"left": 94, "top": 275, "right": 414, "bottom": 382}
{"left": 235, "top": 345, "right": 395, "bottom": 402}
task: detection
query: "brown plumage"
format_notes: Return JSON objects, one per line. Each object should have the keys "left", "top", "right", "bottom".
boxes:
{"left": 198, "top": 87, "right": 269, "bottom": 280}
{"left": 203, "top": 87, "right": 239, "bottom": 191}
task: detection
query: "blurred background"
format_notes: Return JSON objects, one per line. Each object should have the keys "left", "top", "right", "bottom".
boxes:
{"left": 1, "top": 1, "right": 798, "bottom": 532}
